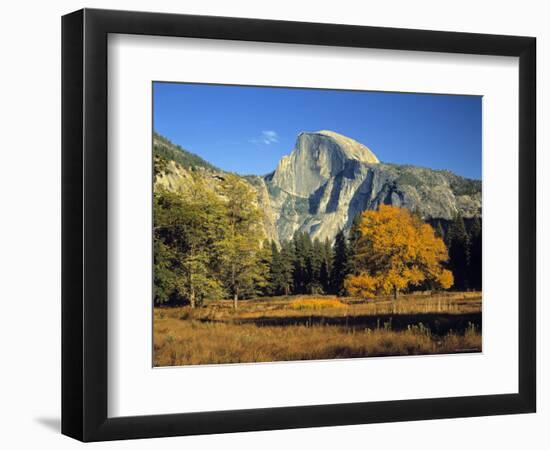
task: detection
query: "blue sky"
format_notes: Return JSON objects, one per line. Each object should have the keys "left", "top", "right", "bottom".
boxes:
{"left": 153, "top": 82, "right": 482, "bottom": 179}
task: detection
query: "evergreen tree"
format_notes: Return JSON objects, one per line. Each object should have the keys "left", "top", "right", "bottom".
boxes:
{"left": 292, "top": 231, "right": 315, "bottom": 294}
{"left": 278, "top": 240, "right": 295, "bottom": 295}
{"left": 292, "top": 231, "right": 306, "bottom": 293}
{"left": 448, "top": 214, "right": 471, "bottom": 290}
{"left": 468, "top": 217, "right": 482, "bottom": 291}
{"left": 331, "top": 230, "right": 349, "bottom": 295}
{"left": 309, "top": 238, "right": 324, "bottom": 294}
{"left": 319, "top": 238, "right": 333, "bottom": 293}
{"left": 268, "top": 240, "right": 282, "bottom": 295}
{"left": 302, "top": 233, "right": 315, "bottom": 292}
{"left": 443, "top": 221, "right": 452, "bottom": 248}
{"left": 268, "top": 240, "right": 295, "bottom": 296}
{"left": 256, "top": 240, "right": 272, "bottom": 296}
{"left": 347, "top": 213, "right": 362, "bottom": 275}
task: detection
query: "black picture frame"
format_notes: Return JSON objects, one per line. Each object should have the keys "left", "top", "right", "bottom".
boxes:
{"left": 62, "top": 8, "right": 536, "bottom": 442}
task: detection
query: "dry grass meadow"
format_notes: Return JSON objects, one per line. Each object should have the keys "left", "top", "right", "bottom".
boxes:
{"left": 153, "top": 292, "right": 481, "bottom": 366}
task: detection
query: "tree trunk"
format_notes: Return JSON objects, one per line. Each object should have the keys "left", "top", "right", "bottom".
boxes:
{"left": 190, "top": 289, "right": 196, "bottom": 309}
{"left": 393, "top": 287, "right": 399, "bottom": 300}
{"left": 231, "top": 262, "right": 237, "bottom": 309}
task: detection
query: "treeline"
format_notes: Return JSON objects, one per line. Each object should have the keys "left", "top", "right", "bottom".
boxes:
{"left": 154, "top": 174, "right": 481, "bottom": 307}
{"left": 273, "top": 212, "right": 482, "bottom": 297}
{"left": 433, "top": 215, "right": 482, "bottom": 291}
{"left": 269, "top": 231, "right": 341, "bottom": 296}
{"left": 267, "top": 217, "right": 379, "bottom": 296}
{"left": 153, "top": 132, "right": 220, "bottom": 172}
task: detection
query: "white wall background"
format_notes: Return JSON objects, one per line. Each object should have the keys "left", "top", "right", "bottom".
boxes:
{"left": 0, "top": 0, "right": 545, "bottom": 448}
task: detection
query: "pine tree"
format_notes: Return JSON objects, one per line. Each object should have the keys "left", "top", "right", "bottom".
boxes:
{"left": 310, "top": 238, "right": 324, "bottom": 294}
{"left": 468, "top": 217, "right": 482, "bottom": 291}
{"left": 279, "top": 240, "right": 295, "bottom": 295}
{"left": 302, "top": 233, "right": 315, "bottom": 293}
{"left": 292, "top": 231, "right": 306, "bottom": 294}
{"left": 268, "top": 241, "right": 282, "bottom": 295}
{"left": 256, "top": 241, "right": 272, "bottom": 296}
{"left": 331, "top": 230, "right": 349, "bottom": 295}
{"left": 319, "top": 238, "right": 333, "bottom": 293}
{"left": 269, "top": 240, "right": 294, "bottom": 296}
{"left": 347, "top": 213, "right": 362, "bottom": 275}
{"left": 292, "top": 231, "right": 314, "bottom": 294}
{"left": 448, "top": 214, "right": 471, "bottom": 290}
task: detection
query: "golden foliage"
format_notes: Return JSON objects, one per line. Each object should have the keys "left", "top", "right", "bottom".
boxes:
{"left": 345, "top": 205, "right": 454, "bottom": 298}
{"left": 344, "top": 273, "right": 377, "bottom": 298}
{"left": 437, "top": 268, "right": 454, "bottom": 290}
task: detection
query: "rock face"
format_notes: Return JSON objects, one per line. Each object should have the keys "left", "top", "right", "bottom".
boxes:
{"left": 154, "top": 131, "right": 481, "bottom": 244}
{"left": 270, "top": 130, "right": 379, "bottom": 197}
{"left": 253, "top": 131, "right": 481, "bottom": 243}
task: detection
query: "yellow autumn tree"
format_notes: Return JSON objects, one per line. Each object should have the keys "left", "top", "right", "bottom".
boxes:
{"left": 344, "top": 205, "right": 453, "bottom": 299}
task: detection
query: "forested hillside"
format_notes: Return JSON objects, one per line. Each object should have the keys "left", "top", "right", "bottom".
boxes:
{"left": 153, "top": 132, "right": 220, "bottom": 172}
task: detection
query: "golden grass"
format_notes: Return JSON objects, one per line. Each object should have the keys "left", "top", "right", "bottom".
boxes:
{"left": 289, "top": 298, "right": 345, "bottom": 310}
{"left": 154, "top": 292, "right": 481, "bottom": 366}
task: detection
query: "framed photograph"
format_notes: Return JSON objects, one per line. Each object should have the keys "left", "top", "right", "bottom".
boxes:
{"left": 62, "top": 8, "right": 536, "bottom": 441}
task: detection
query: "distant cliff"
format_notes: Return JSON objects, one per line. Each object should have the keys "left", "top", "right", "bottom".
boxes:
{"left": 153, "top": 131, "right": 481, "bottom": 244}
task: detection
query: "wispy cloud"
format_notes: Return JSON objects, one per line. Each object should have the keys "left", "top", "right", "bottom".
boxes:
{"left": 250, "top": 130, "right": 279, "bottom": 145}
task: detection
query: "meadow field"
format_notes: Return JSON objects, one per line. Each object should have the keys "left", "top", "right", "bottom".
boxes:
{"left": 153, "top": 292, "right": 481, "bottom": 366}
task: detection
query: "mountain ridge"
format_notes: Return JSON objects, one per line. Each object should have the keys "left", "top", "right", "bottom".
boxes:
{"left": 153, "top": 131, "right": 481, "bottom": 244}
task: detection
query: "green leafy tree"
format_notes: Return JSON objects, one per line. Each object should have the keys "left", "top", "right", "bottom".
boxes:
{"left": 219, "top": 174, "right": 267, "bottom": 308}
{"left": 153, "top": 238, "right": 179, "bottom": 305}
{"left": 153, "top": 184, "right": 227, "bottom": 307}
